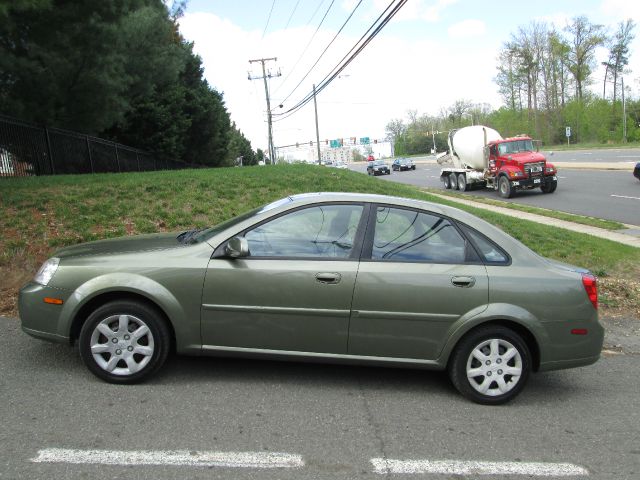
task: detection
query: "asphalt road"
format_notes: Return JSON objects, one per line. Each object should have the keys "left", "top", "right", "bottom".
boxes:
{"left": 353, "top": 163, "right": 640, "bottom": 226}
{"left": 2, "top": 316, "right": 639, "bottom": 479}
{"left": 543, "top": 148, "right": 640, "bottom": 163}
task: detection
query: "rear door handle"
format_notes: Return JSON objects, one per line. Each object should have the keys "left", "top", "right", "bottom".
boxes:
{"left": 451, "top": 276, "right": 475, "bottom": 288}
{"left": 316, "top": 272, "right": 341, "bottom": 284}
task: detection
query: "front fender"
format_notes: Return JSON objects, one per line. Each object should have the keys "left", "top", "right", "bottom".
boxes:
{"left": 58, "top": 272, "right": 198, "bottom": 353}
{"left": 436, "top": 303, "right": 546, "bottom": 366}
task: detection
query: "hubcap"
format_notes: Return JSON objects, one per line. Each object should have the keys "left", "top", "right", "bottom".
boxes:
{"left": 89, "top": 314, "right": 154, "bottom": 376}
{"left": 466, "top": 338, "right": 522, "bottom": 397}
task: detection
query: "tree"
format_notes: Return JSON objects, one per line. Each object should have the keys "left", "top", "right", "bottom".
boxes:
{"left": 604, "top": 19, "right": 635, "bottom": 102}
{"left": 564, "top": 16, "right": 606, "bottom": 101}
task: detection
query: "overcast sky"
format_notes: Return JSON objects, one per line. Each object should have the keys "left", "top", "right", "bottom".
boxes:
{"left": 178, "top": 0, "right": 640, "bottom": 156}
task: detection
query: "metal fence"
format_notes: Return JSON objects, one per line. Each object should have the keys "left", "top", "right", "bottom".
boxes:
{"left": 0, "top": 114, "right": 202, "bottom": 177}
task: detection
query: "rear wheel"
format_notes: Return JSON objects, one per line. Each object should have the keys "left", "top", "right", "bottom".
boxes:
{"left": 541, "top": 179, "right": 557, "bottom": 193}
{"left": 450, "top": 173, "right": 459, "bottom": 190}
{"left": 79, "top": 300, "right": 171, "bottom": 384}
{"left": 498, "top": 176, "right": 513, "bottom": 198}
{"left": 448, "top": 326, "right": 531, "bottom": 405}
{"left": 458, "top": 173, "right": 467, "bottom": 191}
{"left": 443, "top": 175, "right": 452, "bottom": 189}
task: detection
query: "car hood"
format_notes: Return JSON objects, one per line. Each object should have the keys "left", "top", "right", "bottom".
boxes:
{"left": 54, "top": 233, "right": 183, "bottom": 259}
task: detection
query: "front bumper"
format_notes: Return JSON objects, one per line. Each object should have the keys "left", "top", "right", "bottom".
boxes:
{"left": 19, "top": 282, "right": 72, "bottom": 344}
{"left": 510, "top": 175, "right": 557, "bottom": 189}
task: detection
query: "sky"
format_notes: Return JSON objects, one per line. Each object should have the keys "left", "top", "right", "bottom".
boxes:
{"left": 178, "top": 0, "right": 640, "bottom": 158}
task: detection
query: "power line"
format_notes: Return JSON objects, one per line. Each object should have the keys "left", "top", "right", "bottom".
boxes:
{"left": 261, "top": 0, "right": 277, "bottom": 40}
{"left": 277, "top": 0, "right": 364, "bottom": 107}
{"left": 273, "top": 0, "right": 335, "bottom": 97}
{"left": 283, "top": 0, "right": 301, "bottom": 30}
{"left": 274, "top": 0, "right": 408, "bottom": 122}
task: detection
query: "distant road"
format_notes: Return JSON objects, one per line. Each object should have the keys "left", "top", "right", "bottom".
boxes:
{"left": 350, "top": 153, "right": 640, "bottom": 226}
{"left": 542, "top": 147, "right": 640, "bottom": 163}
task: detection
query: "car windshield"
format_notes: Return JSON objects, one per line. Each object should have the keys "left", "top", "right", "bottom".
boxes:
{"left": 373, "top": 160, "right": 385, "bottom": 166}
{"left": 497, "top": 139, "right": 534, "bottom": 155}
{"left": 399, "top": 159, "right": 409, "bottom": 164}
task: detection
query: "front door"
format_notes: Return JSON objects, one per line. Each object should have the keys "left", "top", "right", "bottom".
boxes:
{"left": 201, "top": 203, "right": 366, "bottom": 354}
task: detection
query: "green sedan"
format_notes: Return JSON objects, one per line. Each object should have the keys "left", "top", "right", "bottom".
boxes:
{"left": 19, "top": 193, "right": 603, "bottom": 404}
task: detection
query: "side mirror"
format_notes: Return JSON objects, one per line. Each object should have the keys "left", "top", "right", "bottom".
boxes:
{"left": 225, "top": 237, "right": 249, "bottom": 258}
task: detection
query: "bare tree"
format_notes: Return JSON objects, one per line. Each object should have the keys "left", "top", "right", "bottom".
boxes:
{"left": 564, "top": 16, "right": 606, "bottom": 101}
{"left": 605, "top": 19, "right": 636, "bottom": 101}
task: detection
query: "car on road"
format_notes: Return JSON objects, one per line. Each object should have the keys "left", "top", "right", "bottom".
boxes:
{"left": 333, "top": 161, "right": 348, "bottom": 169}
{"left": 634, "top": 162, "right": 640, "bottom": 181}
{"left": 392, "top": 158, "right": 416, "bottom": 171}
{"left": 366, "top": 160, "right": 390, "bottom": 176}
{"left": 19, "top": 192, "right": 603, "bottom": 404}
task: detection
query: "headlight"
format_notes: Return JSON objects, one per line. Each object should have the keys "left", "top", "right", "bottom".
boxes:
{"left": 34, "top": 258, "right": 60, "bottom": 286}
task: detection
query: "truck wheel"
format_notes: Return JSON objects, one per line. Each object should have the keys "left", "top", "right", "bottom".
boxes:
{"left": 541, "top": 180, "right": 557, "bottom": 194}
{"left": 458, "top": 173, "right": 468, "bottom": 191}
{"left": 498, "top": 176, "right": 513, "bottom": 198}
{"left": 450, "top": 173, "right": 459, "bottom": 190}
{"left": 443, "top": 175, "right": 452, "bottom": 189}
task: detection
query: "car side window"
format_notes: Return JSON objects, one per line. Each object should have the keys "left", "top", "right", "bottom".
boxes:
{"left": 371, "top": 207, "right": 466, "bottom": 263}
{"left": 245, "top": 204, "right": 363, "bottom": 258}
{"left": 459, "top": 224, "right": 509, "bottom": 264}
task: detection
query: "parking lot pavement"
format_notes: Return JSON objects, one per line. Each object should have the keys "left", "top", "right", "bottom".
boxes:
{"left": 2, "top": 316, "right": 639, "bottom": 479}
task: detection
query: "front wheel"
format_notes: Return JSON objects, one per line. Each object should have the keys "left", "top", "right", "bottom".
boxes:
{"left": 79, "top": 300, "right": 171, "bottom": 384}
{"left": 498, "top": 176, "right": 513, "bottom": 198}
{"left": 448, "top": 326, "right": 531, "bottom": 405}
{"left": 541, "top": 179, "right": 557, "bottom": 193}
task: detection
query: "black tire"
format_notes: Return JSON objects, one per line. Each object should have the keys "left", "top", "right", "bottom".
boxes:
{"left": 450, "top": 172, "right": 459, "bottom": 190}
{"left": 443, "top": 175, "right": 452, "bottom": 189}
{"left": 498, "top": 175, "right": 513, "bottom": 198}
{"left": 448, "top": 325, "right": 531, "bottom": 405}
{"left": 412, "top": 166, "right": 416, "bottom": 170}
{"left": 458, "top": 173, "right": 467, "bottom": 191}
{"left": 540, "top": 179, "right": 557, "bottom": 193}
{"left": 79, "top": 300, "right": 171, "bottom": 384}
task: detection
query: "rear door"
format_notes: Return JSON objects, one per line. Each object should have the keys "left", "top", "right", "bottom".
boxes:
{"left": 348, "top": 205, "right": 489, "bottom": 360}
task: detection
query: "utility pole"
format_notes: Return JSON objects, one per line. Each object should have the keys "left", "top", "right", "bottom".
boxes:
{"left": 622, "top": 76, "right": 627, "bottom": 143}
{"left": 313, "top": 84, "right": 321, "bottom": 165}
{"left": 248, "top": 57, "right": 281, "bottom": 164}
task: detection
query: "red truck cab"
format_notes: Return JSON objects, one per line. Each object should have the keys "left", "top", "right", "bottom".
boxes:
{"left": 487, "top": 136, "right": 557, "bottom": 197}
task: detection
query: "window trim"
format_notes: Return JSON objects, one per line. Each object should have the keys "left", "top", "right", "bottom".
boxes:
{"left": 361, "top": 203, "right": 483, "bottom": 265}
{"left": 212, "top": 202, "right": 370, "bottom": 261}
{"left": 457, "top": 222, "right": 512, "bottom": 266}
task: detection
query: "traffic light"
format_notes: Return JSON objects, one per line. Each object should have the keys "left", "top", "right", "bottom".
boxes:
{"left": 374, "top": 139, "right": 377, "bottom": 144}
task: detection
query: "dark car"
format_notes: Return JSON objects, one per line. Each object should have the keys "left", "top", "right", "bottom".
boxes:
{"left": 392, "top": 158, "right": 416, "bottom": 171}
{"left": 367, "top": 160, "right": 390, "bottom": 176}
{"left": 634, "top": 162, "right": 640, "bottom": 181}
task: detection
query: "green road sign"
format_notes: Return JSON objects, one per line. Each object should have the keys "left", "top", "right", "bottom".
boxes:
{"left": 359, "top": 137, "right": 370, "bottom": 145}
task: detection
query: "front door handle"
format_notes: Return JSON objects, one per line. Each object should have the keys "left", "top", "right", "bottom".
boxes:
{"left": 316, "top": 272, "right": 341, "bottom": 284}
{"left": 451, "top": 276, "right": 475, "bottom": 288}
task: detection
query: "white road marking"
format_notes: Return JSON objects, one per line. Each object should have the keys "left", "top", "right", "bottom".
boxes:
{"left": 611, "top": 194, "right": 640, "bottom": 201}
{"left": 31, "top": 448, "right": 304, "bottom": 469}
{"left": 371, "top": 458, "right": 589, "bottom": 476}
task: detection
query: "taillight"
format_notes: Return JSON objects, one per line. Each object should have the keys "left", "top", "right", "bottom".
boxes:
{"left": 581, "top": 273, "right": 598, "bottom": 310}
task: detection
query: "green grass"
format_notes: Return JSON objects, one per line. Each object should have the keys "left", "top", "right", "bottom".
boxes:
{"left": 426, "top": 188, "right": 626, "bottom": 230}
{"left": 1, "top": 164, "right": 638, "bottom": 315}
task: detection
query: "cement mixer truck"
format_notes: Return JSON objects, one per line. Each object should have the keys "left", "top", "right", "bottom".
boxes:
{"left": 437, "top": 125, "right": 557, "bottom": 198}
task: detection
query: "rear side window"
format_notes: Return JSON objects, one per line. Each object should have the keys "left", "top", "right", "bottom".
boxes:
{"left": 459, "top": 224, "right": 509, "bottom": 264}
{"left": 371, "top": 207, "right": 467, "bottom": 263}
